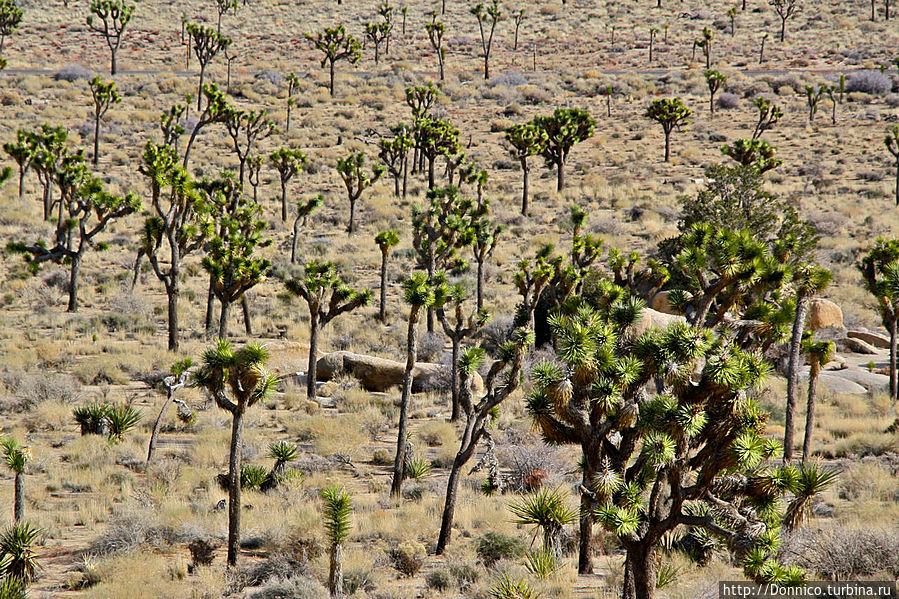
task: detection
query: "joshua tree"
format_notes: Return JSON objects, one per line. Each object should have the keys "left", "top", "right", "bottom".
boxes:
{"left": 183, "top": 84, "right": 233, "bottom": 170}
{"left": 704, "top": 69, "right": 726, "bottom": 114}
{"left": 337, "top": 151, "right": 384, "bottom": 234}
{"left": 509, "top": 487, "right": 577, "bottom": 558}
{"left": 531, "top": 107, "right": 595, "bottom": 192}
{"left": 365, "top": 21, "right": 390, "bottom": 64}
{"left": 416, "top": 117, "right": 460, "bottom": 189}
{"left": 512, "top": 8, "right": 524, "bottom": 51}
{"left": 435, "top": 328, "right": 532, "bottom": 554}
{"left": 801, "top": 333, "right": 834, "bottom": 463}
{"left": 22, "top": 124, "right": 67, "bottom": 221}
{"left": 321, "top": 486, "right": 352, "bottom": 597}
{"left": 728, "top": 6, "right": 738, "bottom": 34}
{"left": 186, "top": 24, "right": 232, "bottom": 111}
{"left": 784, "top": 264, "right": 831, "bottom": 463}
{"left": 223, "top": 47, "right": 237, "bottom": 93}
{"left": 695, "top": 26, "right": 713, "bottom": 69}
{"left": 194, "top": 340, "right": 278, "bottom": 567}
{"left": 285, "top": 261, "right": 371, "bottom": 400}
{"left": 88, "top": 76, "right": 121, "bottom": 166}
{"left": 804, "top": 84, "right": 825, "bottom": 123}
{"left": 160, "top": 100, "right": 188, "bottom": 150}
{"left": 401, "top": 5, "right": 407, "bottom": 34}
{"left": 290, "top": 194, "right": 323, "bottom": 264}
{"left": 375, "top": 229, "right": 400, "bottom": 321}
{"left": 390, "top": 272, "right": 447, "bottom": 497}
{"left": 405, "top": 82, "right": 440, "bottom": 170}
{"left": 9, "top": 149, "right": 141, "bottom": 312}
{"left": 139, "top": 141, "right": 213, "bottom": 351}
{"left": 759, "top": 32, "right": 768, "bottom": 63}
{"left": 0, "top": 0, "right": 23, "bottom": 57}
{"left": 436, "top": 284, "right": 490, "bottom": 421}
{"left": 201, "top": 186, "right": 271, "bottom": 338}
{"left": 425, "top": 12, "right": 446, "bottom": 81}
{"left": 269, "top": 147, "right": 307, "bottom": 222}
{"left": 146, "top": 358, "right": 192, "bottom": 465}
{"left": 1, "top": 438, "right": 29, "bottom": 522}
{"left": 505, "top": 122, "right": 547, "bottom": 215}
{"left": 858, "top": 238, "right": 899, "bottom": 400}
{"left": 87, "top": 0, "right": 134, "bottom": 75}
{"left": 752, "top": 96, "right": 783, "bottom": 139}
{"left": 770, "top": 0, "right": 800, "bottom": 41}
{"left": 246, "top": 155, "right": 262, "bottom": 202}
{"left": 411, "top": 185, "right": 476, "bottom": 332}
{"left": 721, "top": 138, "right": 783, "bottom": 173}
{"left": 224, "top": 108, "right": 277, "bottom": 188}
{"left": 378, "top": 128, "right": 413, "bottom": 197}
{"left": 305, "top": 25, "right": 362, "bottom": 97}
{"left": 3, "top": 129, "right": 37, "bottom": 200}
{"left": 285, "top": 71, "right": 300, "bottom": 133}
{"left": 471, "top": 0, "right": 502, "bottom": 79}
{"left": 470, "top": 198, "right": 502, "bottom": 310}
{"left": 826, "top": 84, "right": 838, "bottom": 124}
{"left": 884, "top": 124, "right": 899, "bottom": 205}
{"left": 214, "top": 0, "right": 237, "bottom": 34}
{"left": 377, "top": 2, "right": 394, "bottom": 54}
{"left": 648, "top": 27, "right": 657, "bottom": 63}
{"left": 645, "top": 97, "right": 692, "bottom": 162}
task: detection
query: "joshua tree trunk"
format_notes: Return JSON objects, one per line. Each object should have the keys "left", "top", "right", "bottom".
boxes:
{"left": 578, "top": 460, "right": 596, "bottom": 573}
{"left": 379, "top": 252, "right": 388, "bottom": 321}
{"left": 436, "top": 415, "right": 480, "bottom": 553}
{"left": 219, "top": 299, "right": 230, "bottom": 339}
{"left": 281, "top": 180, "right": 288, "bottom": 222}
{"left": 67, "top": 252, "right": 83, "bottom": 313}
{"left": 13, "top": 473, "right": 23, "bottom": 523}
{"left": 347, "top": 198, "right": 356, "bottom": 234}
{"left": 555, "top": 158, "right": 564, "bottom": 192}
{"left": 291, "top": 217, "right": 301, "bottom": 264}
{"left": 622, "top": 543, "right": 656, "bottom": 599}
{"left": 205, "top": 278, "right": 216, "bottom": 338}
{"left": 93, "top": 113, "right": 101, "bottom": 166}
{"left": 328, "top": 542, "right": 344, "bottom": 597}
{"left": 891, "top": 317, "right": 898, "bottom": 400}
{"left": 476, "top": 258, "right": 485, "bottom": 312}
{"left": 664, "top": 130, "right": 672, "bottom": 162}
{"left": 110, "top": 48, "right": 118, "bottom": 76}
{"left": 428, "top": 156, "right": 436, "bottom": 189}
{"left": 520, "top": 157, "right": 530, "bottom": 215}
{"left": 226, "top": 409, "right": 245, "bottom": 567}
{"left": 147, "top": 385, "right": 176, "bottom": 465}
{"left": 779, "top": 18, "right": 786, "bottom": 42}
{"left": 450, "top": 336, "right": 460, "bottom": 421}
{"left": 391, "top": 306, "right": 419, "bottom": 497}
{"left": 307, "top": 311, "right": 320, "bottom": 400}
{"left": 197, "top": 66, "right": 206, "bottom": 111}
{"left": 784, "top": 296, "right": 809, "bottom": 463}
{"left": 329, "top": 60, "right": 336, "bottom": 97}
{"left": 802, "top": 361, "right": 819, "bottom": 463}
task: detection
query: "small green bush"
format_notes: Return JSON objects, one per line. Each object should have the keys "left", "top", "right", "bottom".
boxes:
{"left": 477, "top": 532, "right": 525, "bottom": 568}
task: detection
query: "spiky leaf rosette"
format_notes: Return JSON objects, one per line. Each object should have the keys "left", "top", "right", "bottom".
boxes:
{"left": 321, "top": 486, "right": 353, "bottom": 545}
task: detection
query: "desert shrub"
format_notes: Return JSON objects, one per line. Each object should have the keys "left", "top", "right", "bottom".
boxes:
{"left": 717, "top": 93, "right": 740, "bottom": 109}
{"left": 54, "top": 65, "right": 95, "bottom": 82}
{"left": 481, "top": 315, "right": 515, "bottom": 357}
{"left": 342, "top": 567, "right": 376, "bottom": 595}
{"left": 249, "top": 576, "right": 328, "bottom": 599}
{"left": 390, "top": 542, "right": 425, "bottom": 577}
{"left": 255, "top": 70, "right": 283, "bottom": 86}
{"left": 404, "top": 456, "right": 432, "bottom": 479}
{"left": 449, "top": 560, "right": 480, "bottom": 588}
{"left": 16, "top": 374, "right": 81, "bottom": 408}
{"left": 241, "top": 551, "right": 309, "bottom": 587}
{"left": 476, "top": 532, "right": 525, "bottom": 567}
{"left": 372, "top": 449, "right": 392, "bottom": 465}
{"left": 845, "top": 70, "right": 892, "bottom": 95}
{"left": 188, "top": 538, "right": 217, "bottom": 567}
{"left": 418, "top": 332, "right": 445, "bottom": 362}
{"left": 781, "top": 528, "right": 899, "bottom": 579}
{"left": 89, "top": 510, "right": 181, "bottom": 555}
{"left": 426, "top": 569, "right": 452, "bottom": 591}
{"left": 490, "top": 71, "right": 528, "bottom": 87}
{"left": 496, "top": 434, "right": 567, "bottom": 493}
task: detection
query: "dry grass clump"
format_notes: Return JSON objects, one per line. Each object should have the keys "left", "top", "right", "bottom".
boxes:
{"left": 781, "top": 527, "right": 899, "bottom": 579}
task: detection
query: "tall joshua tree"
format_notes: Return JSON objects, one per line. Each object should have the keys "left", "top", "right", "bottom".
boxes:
{"left": 1, "top": 437, "right": 29, "bottom": 522}
{"left": 884, "top": 124, "right": 899, "bottom": 206}
{"left": 194, "top": 340, "right": 278, "bottom": 567}
{"left": 337, "top": 151, "right": 384, "bottom": 234}
{"left": 291, "top": 194, "right": 323, "bottom": 264}
{"left": 425, "top": 12, "right": 446, "bottom": 81}
{"left": 285, "top": 72, "right": 300, "bottom": 133}
{"left": 186, "top": 24, "right": 231, "bottom": 111}
{"left": 532, "top": 107, "right": 595, "bottom": 192}
{"left": 646, "top": 97, "right": 692, "bottom": 162}
{"left": 270, "top": 147, "right": 307, "bottom": 222}
{"left": 146, "top": 358, "right": 192, "bottom": 466}
{"left": 752, "top": 97, "right": 783, "bottom": 140}
{"left": 88, "top": 76, "right": 121, "bottom": 166}
{"left": 183, "top": 84, "right": 234, "bottom": 170}
{"left": 285, "top": 261, "right": 371, "bottom": 400}
{"left": 214, "top": 0, "right": 237, "bottom": 34}
{"left": 364, "top": 21, "right": 390, "bottom": 64}
{"left": 305, "top": 25, "right": 362, "bottom": 97}
{"left": 472, "top": 0, "right": 502, "bottom": 79}
{"left": 695, "top": 26, "right": 713, "bottom": 69}
{"left": 3, "top": 129, "right": 38, "bottom": 200}
{"left": 858, "top": 238, "right": 899, "bottom": 400}
{"left": 435, "top": 328, "right": 532, "bottom": 554}
{"left": 436, "top": 284, "right": 490, "bottom": 421}
{"left": 139, "top": 140, "right": 213, "bottom": 351}
{"left": 801, "top": 332, "right": 833, "bottom": 464}
{"left": 470, "top": 198, "right": 502, "bottom": 311}
{"left": 770, "top": 0, "right": 801, "bottom": 41}
{"left": 704, "top": 69, "right": 726, "bottom": 114}
{"left": 417, "top": 117, "right": 460, "bottom": 189}
{"left": 87, "top": 0, "right": 134, "bottom": 75}
{"left": 378, "top": 128, "right": 413, "bottom": 198}
{"left": 0, "top": 0, "right": 23, "bottom": 58}
{"left": 505, "top": 122, "right": 547, "bottom": 215}
{"left": 224, "top": 108, "right": 277, "bottom": 188}
{"left": 321, "top": 486, "right": 352, "bottom": 597}
{"left": 375, "top": 229, "right": 400, "bottom": 321}
{"left": 391, "top": 272, "right": 447, "bottom": 497}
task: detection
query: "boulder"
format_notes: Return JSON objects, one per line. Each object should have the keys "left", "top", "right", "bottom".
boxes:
{"left": 649, "top": 291, "right": 676, "bottom": 315}
{"left": 314, "top": 351, "right": 484, "bottom": 395}
{"left": 632, "top": 308, "right": 686, "bottom": 337}
{"left": 815, "top": 373, "right": 868, "bottom": 395}
{"left": 807, "top": 299, "right": 844, "bottom": 330}
{"left": 847, "top": 329, "right": 891, "bottom": 349}
{"left": 826, "top": 369, "right": 890, "bottom": 393}
{"left": 834, "top": 337, "right": 878, "bottom": 355}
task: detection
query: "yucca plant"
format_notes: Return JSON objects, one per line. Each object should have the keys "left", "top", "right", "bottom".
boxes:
{"left": 105, "top": 403, "right": 142, "bottom": 443}
{"left": 240, "top": 464, "right": 269, "bottom": 490}
{"left": 489, "top": 575, "right": 540, "bottom": 599}
{"left": 524, "top": 548, "right": 563, "bottom": 579}
{"left": 321, "top": 486, "right": 352, "bottom": 597}
{"left": 260, "top": 441, "right": 299, "bottom": 492}
{"left": 509, "top": 487, "right": 577, "bottom": 557}
{"left": 1, "top": 438, "right": 30, "bottom": 522}
{"left": 404, "top": 456, "right": 432, "bottom": 479}
{"left": 782, "top": 463, "right": 840, "bottom": 531}
{"left": 0, "top": 522, "right": 41, "bottom": 583}
{"left": 73, "top": 402, "right": 111, "bottom": 436}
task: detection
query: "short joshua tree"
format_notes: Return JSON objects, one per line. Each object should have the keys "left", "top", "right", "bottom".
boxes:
{"left": 269, "top": 147, "right": 307, "bottom": 222}
{"left": 645, "top": 97, "right": 692, "bottom": 162}
{"left": 505, "top": 122, "right": 547, "bottom": 215}
{"left": 88, "top": 76, "right": 121, "bottom": 166}
{"left": 305, "top": 25, "right": 362, "bottom": 97}
{"left": 336, "top": 151, "right": 384, "bottom": 234}
{"left": 186, "top": 24, "right": 231, "bottom": 111}
{"left": 375, "top": 229, "right": 400, "bottom": 321}
{"left": 0, "top": 0, "right": 24, "bottom": 58}
{"left": 87, "top": 0, "right": 134, "bottom": 75}
{"left": 704, "top": 69, "right": 726, "bottom": 114}
{"left": 531, "top": 107, "right": 595, "bottom": 192}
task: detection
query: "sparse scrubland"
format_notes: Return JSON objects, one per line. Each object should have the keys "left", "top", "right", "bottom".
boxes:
{"left": 1, "top": 0, "right": 899, "bottom": 598}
